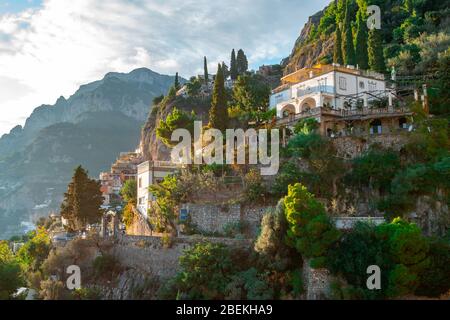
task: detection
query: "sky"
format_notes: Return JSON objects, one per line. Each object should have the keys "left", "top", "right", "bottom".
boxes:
{"left": 0, "top": 0, "right": 330, "bottom": 136}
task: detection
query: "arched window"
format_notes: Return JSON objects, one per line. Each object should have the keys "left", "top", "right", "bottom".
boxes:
{"left": 370, "top": 119, "right": 382, "bottom": 135}
{"left": 281, "top": 104, "right": 295, "bottom": 118}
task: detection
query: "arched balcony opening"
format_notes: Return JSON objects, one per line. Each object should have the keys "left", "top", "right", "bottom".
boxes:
{"left": 300, "top": 97, "right": 317, "bottom": 112}
{"left": 281, "top": 104, "right": 296, "bottom": 118}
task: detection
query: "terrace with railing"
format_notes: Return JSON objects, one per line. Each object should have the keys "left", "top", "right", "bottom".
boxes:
{"left": 273, "top": 105, "right": 412, "bottom": 127}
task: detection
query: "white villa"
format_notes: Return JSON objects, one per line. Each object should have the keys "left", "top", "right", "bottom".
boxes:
{"left": 270, "top": 63, "right": 390, "bottom": 117}
{"left": 136, "top": 160, "right": 179, "bottom": 218}
{"left": 270, "top": 64, "right": 412, "bottom": 137}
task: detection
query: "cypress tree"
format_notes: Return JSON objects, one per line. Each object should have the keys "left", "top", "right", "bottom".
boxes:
{"left": 60, "top": 166, "right": 103, "bottom": 231}
{"left": 209, "top": 64, "right": 228, "bottom": 132}
{"left": 222, "top": 62, "right": 229, "bottom": 79}
{"left": 203, "top": 56, "right": 209, "bottom": 84}
{"left": 174, "top": 72, "right": 180, "bottom": 90}
{"left": 333, "top": 24, "right": 344, "bottom": 65}
{"left": 368, "top": 28, "right": 386, "bottom": 73}
{"left": 355, "top": 9, "right": 369, "bottom": 70}
{"left": 236, "top": 49, "right": 248, "bottom": 75}
{"left": 342, "top": 0, "right": 355, "bottom": 66}
{"left": 336, "top": 0, "right": 346, "bottom": 23}
{"left": 404, "top": 0, "right": 413, "bottom": 14}
{"left": 230, "top": 49, "right": 238, "bottom": 80}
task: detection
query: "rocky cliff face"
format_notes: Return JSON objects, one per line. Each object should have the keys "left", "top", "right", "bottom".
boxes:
{"left": 139, "top": 96, "right": 211, "bottom": 162}
{"left": 282, "top": 7, "right": 333, "bottom": 75}
{"left": 0, "top": 68, "right": 178, "bottom": 239}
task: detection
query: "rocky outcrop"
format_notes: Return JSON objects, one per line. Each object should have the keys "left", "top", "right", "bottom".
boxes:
{"left": 409, "top": 195, "right": 449, "bottom": 237}
{"left": 94, "top": 269, "right": 159, "bottom": 300}
{"left": 139, "top": 96, "right": 211, "bottom": 161}
{"left": 282, "top": 7, "right": 333, "bottom": 75}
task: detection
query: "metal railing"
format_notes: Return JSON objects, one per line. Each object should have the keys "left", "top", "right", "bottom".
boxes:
{"left": 274, "top": 106, "right": 412, "bottom": 127}
{"left": 152, "top": 160, "right": 180, "bottom": 168}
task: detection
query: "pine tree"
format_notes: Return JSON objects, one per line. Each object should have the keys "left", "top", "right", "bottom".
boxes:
{"left": 236, "top": 49, "right": 248, "bottom": 75}
{"left": 174, "top": 72, "right": 180, "bottom": 90}
{"left": 230, "top": 49, "right": 238, "bottom": 80}
{"left": 355, "top": 9, "right": 369, "bottom": 70}
{"left": 368, "top": 28, "right": 386, "bottom": 73}
{"left": 60, "top": 166, "right": 104, "bottom": 231}
{"left": 342, "top": 0, "right": 355, "bottom": 66}
{"left": 203, "top": 56, "right": 209, "bottom": 84}
{"left": 333, "top": 24, "right": 344, "bottom": 65}
{"left": 209, "top": 64, "right": 229, "bottom": 132}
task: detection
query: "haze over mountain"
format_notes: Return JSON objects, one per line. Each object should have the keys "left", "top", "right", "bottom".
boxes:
{"left": 0, "top": 68, "right": 180, "bottom": 239}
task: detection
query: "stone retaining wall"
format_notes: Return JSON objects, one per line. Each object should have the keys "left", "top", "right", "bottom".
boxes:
{"left": 332, "top": 133, "right": 408, "bottom": 159}
{"left": 183, "top": 203, "right": 241, "bottom": 234}
{"left": 303, "top": 259, "right": 331, "bottom": 300}
{"left": 113, "top": 235, "right": 252, "bottom": 279}
{"left": 332, "top": 216, "right": 386, "bottom": 230}
{"left": 127, "top": 206, "right": 153, "bottom": 236}
{"left": 182, "top": 203, "right": 274, "bottom": 237}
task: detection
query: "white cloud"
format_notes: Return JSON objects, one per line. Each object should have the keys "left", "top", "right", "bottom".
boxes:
{"left": 0, "top": 0, "right": 330, "bottom": 135}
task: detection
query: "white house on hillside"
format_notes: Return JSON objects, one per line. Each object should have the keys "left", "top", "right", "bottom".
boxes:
{"left": 136, "top": 160, "right": 179, "bottom": 218}
{"left": 270, "top": 64, "right": 389, "bottom": 118}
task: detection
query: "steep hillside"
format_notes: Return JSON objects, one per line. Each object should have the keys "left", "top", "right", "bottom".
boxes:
{"left": 282, "top": 0, "right": 450, "bottom": 76}
{"left": 282, "top": 7, "right": 331, "bottom": 74}
{"left": 0, "top": 68, "right": 181, "bottom": 239}
{"left": 140, "top": 95, "right": 211, "bottom": 162}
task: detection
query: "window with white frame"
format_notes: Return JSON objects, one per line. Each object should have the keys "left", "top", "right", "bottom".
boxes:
{"left": 359, "top": 81, "right": 365, "bottom": 89}
{"left": 339, "top": 77, "right": 347, "bottom": 90}
{"left": 368, "top": 81, "right": 377, "bottom": 92}
{"left": 318, "top": 78, "right": 327, "bottom": 92}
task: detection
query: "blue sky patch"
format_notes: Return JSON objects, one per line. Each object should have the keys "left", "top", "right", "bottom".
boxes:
{"left": 0, "top": 0, "right": 42, "bottom": 15}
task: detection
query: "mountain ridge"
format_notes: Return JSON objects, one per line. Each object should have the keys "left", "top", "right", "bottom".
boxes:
{"left": 0, "top": 67, "right": 181, "bottom": 239}
{"left": 0, "top": 67, "right": 180, "bottom": 157}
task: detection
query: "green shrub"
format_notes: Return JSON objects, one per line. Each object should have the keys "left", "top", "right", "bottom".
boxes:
{"left": 225, "top": 268, "right": 274, "bottom": 300}
{"left": 415, "top": 239, "right": 450, "bottom": 297}
{"left": 161, "top": 234, "right": 174, "bottom": 249}
{"left": 72, "top": 287, "right": 102, "bottom": 300}
{"left": 270, "top": 162, "right": 302, "bottom": 197}
{"left": 223, "top": 221, "right": 245, "bottom": 238}
{"left": 244, "top": 169, "right": 266, "bottom": 202}
{"left": 290, "top": 269, "right": 304, "bottom": 297}
{"left": 92, "top": 254, "right": 119, "bottom": 278}
{"left": 347, "top": 148, "right": 401, "bottom": 192}
{"left": 171, "top": 242, "right": 235, "bottom": 299}
{"left": 284, "top": 183, "right": 340, "bottom": 261}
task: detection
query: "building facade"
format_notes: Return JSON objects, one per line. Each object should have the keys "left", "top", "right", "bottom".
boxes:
{"left": 270, "top": 64, "right": 389, "bottom": 117}
{"left": 136, "top": 160, "right": 179, "bottom": 218}
{"left": 270, "top": 64, "right": 413, "bottom": 138}
{"left": 99, "top": 150, "right": 143, "bottom": 207}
